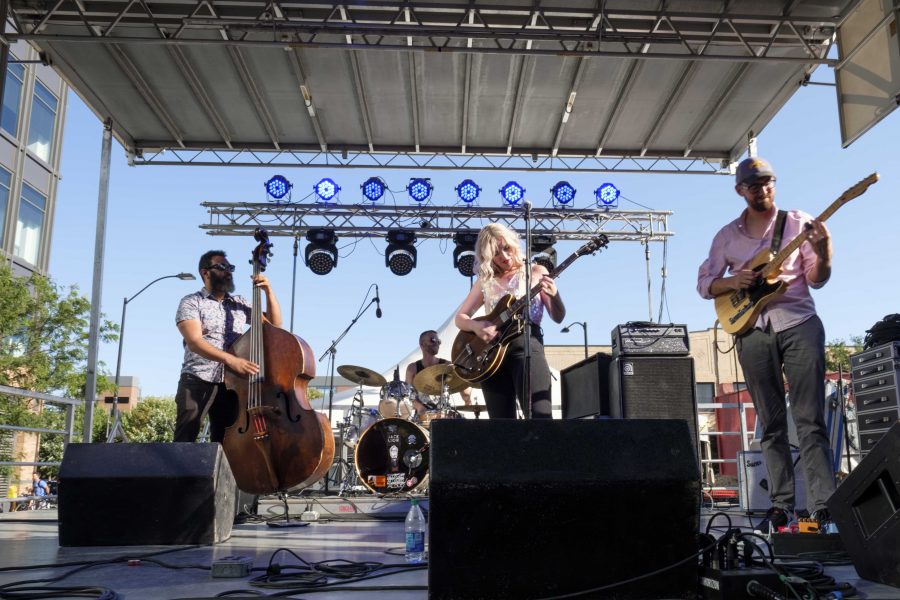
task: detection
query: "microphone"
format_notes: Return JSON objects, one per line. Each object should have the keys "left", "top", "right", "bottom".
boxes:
{"left": 375, "top": 284, "right": 383, "bottom": 318}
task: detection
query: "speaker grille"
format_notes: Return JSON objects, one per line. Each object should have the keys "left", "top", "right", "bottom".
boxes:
{"left": 610, "top": 356, "right": 698, "bottom": 450}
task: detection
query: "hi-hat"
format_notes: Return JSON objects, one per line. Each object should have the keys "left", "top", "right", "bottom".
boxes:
{"left": 455, "top": 404, "right": 488, "bottom": 413}
{"left": 337, "top": 365, "right": 387, "bottom": 387}
{"left": 413, "top": 363, "right": 468, "bottom": 395}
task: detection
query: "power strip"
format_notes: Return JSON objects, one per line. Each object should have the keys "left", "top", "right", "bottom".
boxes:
{"left": 698, "top": 566, "right": 786, "bottom": 600}
{"left": 211, "top": 556, "right": 253, "bottom": 578}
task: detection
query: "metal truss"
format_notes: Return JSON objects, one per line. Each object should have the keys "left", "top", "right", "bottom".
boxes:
{"left": 135, "top": 148, "right": 728, "bottom": 173}
{"left": 8, "top": 1, "right": 839, "bottom": 65}
{"left": 202, "top": 202, "right": 672, "bottom": 243}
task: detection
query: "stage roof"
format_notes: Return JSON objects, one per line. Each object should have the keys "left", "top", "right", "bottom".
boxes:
{"left": 6, "top": 0, "right": 853, "bottom": 172}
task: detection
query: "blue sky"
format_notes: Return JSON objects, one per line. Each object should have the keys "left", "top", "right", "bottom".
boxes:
{"left": 49, "top": 76, "right": 900, "bottom": 398}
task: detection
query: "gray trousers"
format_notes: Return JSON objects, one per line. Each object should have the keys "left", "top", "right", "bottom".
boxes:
{"left": 736, "top": 315, "right": 835, "bottom": 512}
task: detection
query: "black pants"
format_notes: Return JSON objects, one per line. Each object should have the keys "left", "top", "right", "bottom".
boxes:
{"left": 480, "top": 329, "right": 553, "bottom": 419}
{"left": 173, "top": 373, "right": 236, "bottom": 443}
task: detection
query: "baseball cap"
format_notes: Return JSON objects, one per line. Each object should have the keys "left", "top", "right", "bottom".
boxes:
{"left": 735, "top": 157, "right": 775, "bottom": 185}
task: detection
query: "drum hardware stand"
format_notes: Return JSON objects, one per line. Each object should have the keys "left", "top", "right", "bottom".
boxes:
{"left": 319, "top": 284, "right": 379, "bottom": 493}
{"left": 266, "top": 492, "right": 309, "bottom": 528}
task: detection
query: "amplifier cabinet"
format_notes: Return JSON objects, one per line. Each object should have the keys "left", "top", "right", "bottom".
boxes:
{"left": 850, "top": 342, "right": 900, "bottom": 458}
{"left": 737, "top": 449, "right": 808, "bottom": 513}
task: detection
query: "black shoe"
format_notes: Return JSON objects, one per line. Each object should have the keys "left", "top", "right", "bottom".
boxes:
{"left": 811, "top": 508, "right": 833, "bottom": 530}
{"left": 757, "top": 506, "right": 790, "bottom": 533}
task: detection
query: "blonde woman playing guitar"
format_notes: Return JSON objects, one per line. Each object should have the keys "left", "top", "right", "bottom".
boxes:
{"left": 453, "top": 224, "right": 566, "bottom": 419}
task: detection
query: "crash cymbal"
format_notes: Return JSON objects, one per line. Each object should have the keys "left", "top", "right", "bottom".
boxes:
{"left": 455, "top": 404, "right": 488, "bottom": 413}
{"left": 337, "top": 365, "right": 387, "bottom": 387}
{"left": 413, "top": 363, "right": 468, "bottom": 395}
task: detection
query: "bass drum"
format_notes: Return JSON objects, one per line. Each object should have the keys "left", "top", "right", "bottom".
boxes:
{"left": 354, "top": 418, "right": 429, "bottom": 494}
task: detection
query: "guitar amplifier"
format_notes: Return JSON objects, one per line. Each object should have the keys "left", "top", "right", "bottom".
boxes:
{"left": 611, "top": 322, "right": 690, "bottom": 357}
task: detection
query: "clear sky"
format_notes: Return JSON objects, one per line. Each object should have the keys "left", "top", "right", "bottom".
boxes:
{"left": 48, "top": 74, "right": 900, "bottom": 400}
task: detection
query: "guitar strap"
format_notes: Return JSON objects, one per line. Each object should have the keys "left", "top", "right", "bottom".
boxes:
{"left": 770, "top": 210, "right": 788, "bottom": 253}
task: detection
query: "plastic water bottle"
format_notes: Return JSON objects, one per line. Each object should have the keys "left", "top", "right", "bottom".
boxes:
{"left": 404, "top": 498, "right": 427, "bottom": 563}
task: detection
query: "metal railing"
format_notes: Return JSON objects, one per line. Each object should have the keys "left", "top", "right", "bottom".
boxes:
{"left": 0, "top": 384, "right": 82, "bottom": 508}
{"left": 697, "top": 399, "right": 755, "bottom": 507}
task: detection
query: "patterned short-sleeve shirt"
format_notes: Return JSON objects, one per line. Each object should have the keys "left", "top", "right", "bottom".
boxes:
{"left": 175, "top": 287, "right": 252, "bottom": 382}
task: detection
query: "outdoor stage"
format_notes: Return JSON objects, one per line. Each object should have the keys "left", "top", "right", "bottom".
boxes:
{"left": 0, "top": 496, "right": 897, "bottom": 600}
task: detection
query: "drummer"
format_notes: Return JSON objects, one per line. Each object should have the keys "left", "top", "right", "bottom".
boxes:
{"left": 405, "top": 330, "right": 472, "bottom": 416}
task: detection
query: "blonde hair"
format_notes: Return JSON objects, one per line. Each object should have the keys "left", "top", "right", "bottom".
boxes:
{"left": 474, "top": 223, "right": 524, "bottom": 282}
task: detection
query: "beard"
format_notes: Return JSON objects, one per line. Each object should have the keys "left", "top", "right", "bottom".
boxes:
{"left": 209, "top": 273, "right": 235, "bottom": 294}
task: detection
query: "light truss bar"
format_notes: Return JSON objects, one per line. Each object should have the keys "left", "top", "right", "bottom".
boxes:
{"left": 7, "top": 1, "right": 839, "bottom": 65}
{"left": 132, "top": 148, "right": 728, "bottom": 173}
{"left": 202, "top": 202, "right": 673, "bottom": 243}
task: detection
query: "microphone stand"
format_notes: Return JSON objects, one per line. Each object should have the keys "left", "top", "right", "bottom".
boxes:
{"left": 318, "top": 285, "right": 378, "bottom": 428}
{"left": 522, "top": 200, "right": 533, "bottom": 419}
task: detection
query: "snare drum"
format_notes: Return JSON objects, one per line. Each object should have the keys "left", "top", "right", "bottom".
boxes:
{"left": 344, "top": 406, "right": 380, "bottom": 447}
{"left": 354, "top": 417, "right": 429, "bottom": 494}
{"left": 419, "top": 408, "right": 463, "bottom": 428}
{"left": 379, "top": 381, "right": 419, "bottom": 420}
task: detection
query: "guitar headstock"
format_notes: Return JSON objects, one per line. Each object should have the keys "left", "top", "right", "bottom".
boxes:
{"left": 835, "top": 172, "right": 879, "bottom": 208}
{"left": 250, "top": 227, "right": 273, "bottom": 272}
{"left": 576, "top": 235, "right": 610, "bottom": 257}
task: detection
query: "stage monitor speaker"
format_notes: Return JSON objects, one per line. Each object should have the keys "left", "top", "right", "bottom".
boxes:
{"left": 59, "top": 442, "right": 236, "bottom": 546}
{"left": 827, "top": 422, "right": 900, "bottom": 589}
{"left": 560, "top": 352, "right": 612, "bottom": 419}
{"left": 610, "top": 355, "right": 699, "bottom": 451}
{"left": 428, "top": 419, "right": 700, "bottom": 599}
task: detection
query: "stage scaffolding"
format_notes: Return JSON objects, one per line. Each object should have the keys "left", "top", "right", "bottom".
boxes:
{"left": 201, "top": 202, "right": 672, "bottom": 242}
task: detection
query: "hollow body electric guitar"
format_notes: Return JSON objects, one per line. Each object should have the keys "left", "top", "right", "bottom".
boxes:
{"left": 451, "top": 236, "right": 609, "bottom": 384}
{"left": 715, "top": 172, "right": 879, "bottom": 336}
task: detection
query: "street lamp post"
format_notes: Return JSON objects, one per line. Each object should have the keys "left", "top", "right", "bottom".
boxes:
{"left": 561, "top": 321, "right": 589, "bottom": 359}
{"left": 107, "top": 272, "right": 195, "bottom": 443}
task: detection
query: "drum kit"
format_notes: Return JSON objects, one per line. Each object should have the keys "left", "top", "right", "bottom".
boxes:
{"left": 334, "top": 363, "right": 485, "bottom": 495}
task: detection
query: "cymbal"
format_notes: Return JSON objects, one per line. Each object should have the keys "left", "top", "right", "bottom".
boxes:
{"left": 337, "top": 365, "right": 387, "bottom": 387}
{"left": 413, "top": 363, "right": 468, "bottom": 395}
{"left": 455, "top": 404, "right": 488, "bottom": 413}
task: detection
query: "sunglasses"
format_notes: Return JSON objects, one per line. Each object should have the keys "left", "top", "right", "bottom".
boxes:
{"left": 205, "top": 263, "right": 235, "bottom": 273}
{"left": 742, "top": 178, "right": 776, "bottom": 193}
{"left": 429, "top": 338, "right": 441, "bottom": 344}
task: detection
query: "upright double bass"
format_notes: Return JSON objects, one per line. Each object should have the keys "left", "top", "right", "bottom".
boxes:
{"left": 222, "top": 228, "right": 334, "bottom": 494}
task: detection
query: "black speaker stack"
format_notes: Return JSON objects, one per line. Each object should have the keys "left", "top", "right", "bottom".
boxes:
{"left": 428, "top": 418, "right": 700, "bottom": 599}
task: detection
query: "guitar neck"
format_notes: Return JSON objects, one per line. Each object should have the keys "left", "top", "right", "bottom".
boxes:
{"left": 760, "top": 172, "right": 878, "bottom": 279}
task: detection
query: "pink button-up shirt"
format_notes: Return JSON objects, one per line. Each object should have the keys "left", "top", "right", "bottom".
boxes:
{"left": 697, "top": 208, "right": 828, "bottom": 333}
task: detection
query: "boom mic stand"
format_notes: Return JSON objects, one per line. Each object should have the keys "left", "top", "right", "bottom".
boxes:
{"left": 522, "top": 200, "right": 533, "bottom": 420}
{"left": 318, "top": 284, "right": 379, "bottom": 493}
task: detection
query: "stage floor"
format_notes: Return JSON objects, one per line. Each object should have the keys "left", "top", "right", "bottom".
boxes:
{"left": 0, "top": 496, "right": 896, "bottom": 600}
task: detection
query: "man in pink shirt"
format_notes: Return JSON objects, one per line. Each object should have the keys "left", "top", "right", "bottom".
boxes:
{"left": 697, "top": 157, "right": 835, "bottom": 532}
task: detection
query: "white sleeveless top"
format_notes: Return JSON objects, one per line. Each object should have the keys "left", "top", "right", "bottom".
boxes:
{"left": 480, "top": 269, "right": 544, "bottom": 324}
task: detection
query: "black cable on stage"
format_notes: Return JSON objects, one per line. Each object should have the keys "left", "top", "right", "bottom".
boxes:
{"left": 704, "top": 511, "right": 733, "bottom": 535}
{"left": 535, "top": 539, "right": 718, "bottom": 600}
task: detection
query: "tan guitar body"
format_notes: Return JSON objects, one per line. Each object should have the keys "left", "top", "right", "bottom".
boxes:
{"left": 714, "top": 248, "right": 787, "bottom": 335}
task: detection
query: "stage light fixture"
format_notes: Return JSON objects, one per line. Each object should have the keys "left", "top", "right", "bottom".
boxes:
{"left": 595, "top": 183, "right": 620, "bottom": 207}
{"left": 362, "top": 177, "right": 386, "bottom": 203}
{"left": 531, "top": 234, "right": 557, "bottom": 271}
{"left": 314, "top": 178, "right": 340, "bottom": 203}
{"left": 407, "top": 178, "right": 433, "bottom": 203}
{"left": 500, "top": 181, "right": 526, "bottom": 206}
{"left": 456, "top": 179, "right": 481, "bottom": 204}
{"left": 453, "top": 230, "right": 478, "bottom": 277}
{"left": 304, "top": 229, "right": 338, "bottom": 275}
{"left": 551, "top": 181, "right": 575, "bottom": 205}
{"left": 265, "top": 174, "right": 292, "bottom": 200}
{"left": 385, "top": 229, "right": 417, "bottom": 276}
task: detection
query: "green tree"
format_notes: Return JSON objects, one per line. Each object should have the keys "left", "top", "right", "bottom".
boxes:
{"left": 37, "top": 404, "right": 111, "bottom": 478}
{"left": 1, "top": 263, "right": 117, "bottom": 477}
{"left": 826, "top": 336, "right": 864, "bottom": 374}
{"left": 122, "top": 397, "right": 177, "bottom": 443}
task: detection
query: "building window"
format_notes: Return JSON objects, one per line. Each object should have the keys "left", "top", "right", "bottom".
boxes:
{"left": 14, "top": 183, "right": 46, "bottom": 266}
{"left": 695, "top": 382, "right": 715, "bottom": 405}
{"left": 27, "top": 80, "right": 58, "bottom": 162}
{"left": 0, "top": 167, "right": 10, "bottom": 247}
{"left": 1, "top": 59, "right": 25, "bottom": 137}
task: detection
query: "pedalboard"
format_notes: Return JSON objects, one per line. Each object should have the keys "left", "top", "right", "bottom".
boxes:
{"left": 772, "top": 532, "right": 845, "bottom": 558}
{"left": 698, "top": 566, "right": 787, "bottom": 600}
